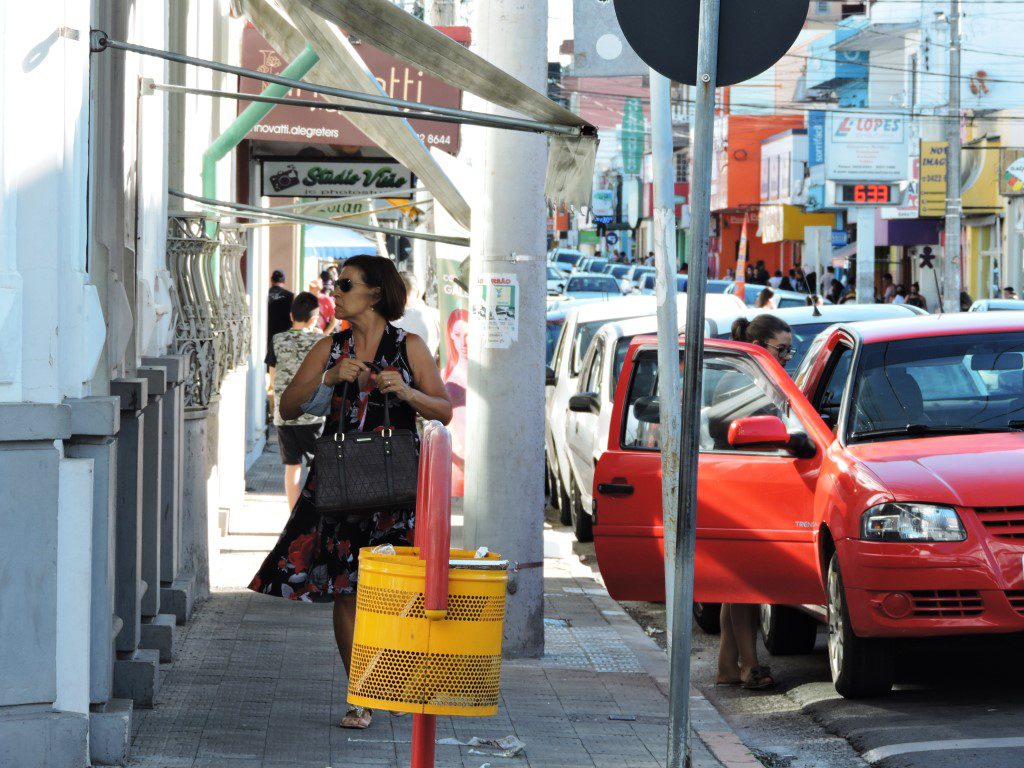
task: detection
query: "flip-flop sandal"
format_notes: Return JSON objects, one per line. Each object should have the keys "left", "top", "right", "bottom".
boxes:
{"left": 340, "top": 707, "right": 373, "bottom": 729}
{"left": 741, "top": 666, "right": 777, "bottom": 691}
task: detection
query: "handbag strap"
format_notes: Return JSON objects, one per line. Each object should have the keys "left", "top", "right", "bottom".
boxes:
{"left": 334, "top": 360, "right": 395, "bottom": 440}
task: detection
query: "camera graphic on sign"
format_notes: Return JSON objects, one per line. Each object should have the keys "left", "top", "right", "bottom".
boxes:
{"left": 268, "top": 164, "right": 300, "bottom": 193}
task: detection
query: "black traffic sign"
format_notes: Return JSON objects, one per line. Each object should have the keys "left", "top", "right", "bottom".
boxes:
{"left": 613, "top": 0, "right": 808, "bottom": 87}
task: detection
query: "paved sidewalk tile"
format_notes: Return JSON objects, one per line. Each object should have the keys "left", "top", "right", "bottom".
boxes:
{"left": 127, "top": 440, "right": 757, "bottom": 768}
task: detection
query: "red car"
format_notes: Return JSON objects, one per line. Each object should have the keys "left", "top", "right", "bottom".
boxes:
{"left": 593, "top": 313, "right": 1024, "bottom": 697}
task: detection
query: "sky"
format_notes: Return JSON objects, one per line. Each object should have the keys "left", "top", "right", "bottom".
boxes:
{"left": 548, "top": 0, "right": 574, "bottom": 63}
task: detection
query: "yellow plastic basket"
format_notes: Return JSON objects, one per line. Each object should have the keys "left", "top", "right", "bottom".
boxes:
{"left": 347, "top": 547, "right": 508, "bottom": 716}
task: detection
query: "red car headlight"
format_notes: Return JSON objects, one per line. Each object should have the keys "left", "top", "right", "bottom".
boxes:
{"left": 861, "top": 503, "right": 966, "bottom": 542}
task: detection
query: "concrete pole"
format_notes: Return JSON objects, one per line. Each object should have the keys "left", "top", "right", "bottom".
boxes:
{"left": 669, "top": 0, "right": 720, "bottom": 765}
{"left": 462, "top": 0, "right": 547, "bottom": 658}
{"left": 650, "top": 70, "right": 681, "bottom": 635}
{"left": 856, "top": 209, "right": 876, "bottom": 303}
{"left": 426, "top": 0, "right": 456, "bottom": 25}
{"left": 943, "top": 0, "right": 963, "bottom": 313}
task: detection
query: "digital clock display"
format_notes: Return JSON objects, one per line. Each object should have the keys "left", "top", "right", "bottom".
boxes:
{"left": 838, "top": 183, "right": 895, "bottom": 204}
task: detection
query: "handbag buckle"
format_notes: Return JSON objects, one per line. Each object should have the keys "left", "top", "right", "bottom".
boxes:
{"left": 382, "top": 428, "right": 393, "bottom": 438}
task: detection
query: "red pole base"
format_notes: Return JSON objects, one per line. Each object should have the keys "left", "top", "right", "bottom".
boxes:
{"left": 410, "top": 713, "right": 436, "bottom": 768}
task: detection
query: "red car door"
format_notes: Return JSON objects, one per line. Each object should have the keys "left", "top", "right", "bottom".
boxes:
{"left": 594, "top": 339, "right": 831, "bottom": 605}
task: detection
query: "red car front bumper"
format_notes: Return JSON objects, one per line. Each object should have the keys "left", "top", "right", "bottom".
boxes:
{"left": 837, "top": 536, "right": 1024, "bottom": 638}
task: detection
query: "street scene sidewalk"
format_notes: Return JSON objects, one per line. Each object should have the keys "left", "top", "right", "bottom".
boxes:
{"left": 125, "top": 436, "right": 759, "bottom": 768}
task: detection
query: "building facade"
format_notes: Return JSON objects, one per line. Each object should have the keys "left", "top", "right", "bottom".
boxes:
{"left": 0, "top": 2, "right": 250, "bottom": 765}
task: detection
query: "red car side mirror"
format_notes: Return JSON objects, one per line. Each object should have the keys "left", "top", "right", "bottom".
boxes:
{"left": 727, "top": 415, "right": 790, "bottom": 448}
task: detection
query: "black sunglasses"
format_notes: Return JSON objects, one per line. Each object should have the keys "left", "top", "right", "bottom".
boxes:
{"left": 335, "top": 278, "right": 369, "bottom": 293}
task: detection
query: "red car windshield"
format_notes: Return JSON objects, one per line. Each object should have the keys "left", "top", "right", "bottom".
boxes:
{"left": 849, "top": 332, "right": 1024, "bottom": 441}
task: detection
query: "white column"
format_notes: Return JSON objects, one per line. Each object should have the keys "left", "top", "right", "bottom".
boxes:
{"left": 856, "top": 209, "right": 877, "bottom": 303}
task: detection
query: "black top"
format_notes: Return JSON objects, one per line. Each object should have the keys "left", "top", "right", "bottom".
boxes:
{"left": 266, "top": 285, "right": 294, "bottom": 364}
{"left": 325, "top": 324, "right": 418, "bottom": 440}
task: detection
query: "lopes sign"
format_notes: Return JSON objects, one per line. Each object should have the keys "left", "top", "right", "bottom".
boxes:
{"left": 825, "top": 113, "right": 908, "bottom": 182}
{"left": 262, "top": 160, "right": 414, "bottom": 198}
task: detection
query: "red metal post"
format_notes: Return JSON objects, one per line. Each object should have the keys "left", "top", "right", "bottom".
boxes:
{"left": 410, "top": 422, "right": 453, "bottom": 768}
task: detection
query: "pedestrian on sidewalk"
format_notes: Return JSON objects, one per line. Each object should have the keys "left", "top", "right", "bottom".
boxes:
{"left": 394, "top": 272, "right": 440, "bottom": 358}
{"left": 266, "top": 291, "right": 324, "bottom": 510}
{"left": 248, "top": 255, "right": 452, "bottom": 731}
{"left": 267, "top": 269, "right": 293, "bottom": 359}
{"left": 318, "top": 271, "right": 339, "bottom": 334}
{"left": 718, "top": 313, "right": 791, "bottom": 692}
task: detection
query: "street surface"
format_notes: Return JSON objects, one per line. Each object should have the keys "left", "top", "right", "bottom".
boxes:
{"left": 556, "top": 507, "right": 1024, "bottom": 768}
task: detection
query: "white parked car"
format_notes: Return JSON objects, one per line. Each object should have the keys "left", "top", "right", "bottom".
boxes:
{"left": 547, "top": 265, "right": 568, "bottom": 295}
{"left": 557, "top": 274, "right": 626, "bottom": 301}
{"left": 560, "top": 296, "right": 743, "bottom": 541}
{"left": 545, "top": 293, "right": 745, "bottom": 539}
{"left": 547, "top": 247, "right": 586, "bottom": 271}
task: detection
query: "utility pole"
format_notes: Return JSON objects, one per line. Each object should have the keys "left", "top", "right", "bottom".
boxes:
{"left": 669, "top": 0, "right": 720, "bottom": 765}
{"left": 462, "top": 0, "right": 547, "bottom": 658}
{"left": 943, "top": 0, "right": 963, "bottom": 312}
{"left": 649, "top": 70, "right": 682, "bottom": 635}
{"left": 426, "top": 0, "right": 456, "bottom": 25}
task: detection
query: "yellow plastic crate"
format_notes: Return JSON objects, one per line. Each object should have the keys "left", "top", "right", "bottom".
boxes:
{"left": 347, "top": 547, "right": 508, "bottom": 716}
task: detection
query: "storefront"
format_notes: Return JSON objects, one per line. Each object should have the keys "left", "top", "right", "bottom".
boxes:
{"left": 759, "top": 203, "right": 836, "bottom": 276}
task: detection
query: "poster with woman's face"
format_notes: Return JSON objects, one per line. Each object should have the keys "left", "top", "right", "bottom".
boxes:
{"left": 437, "top": 259, "right": 469, "bottom": 496}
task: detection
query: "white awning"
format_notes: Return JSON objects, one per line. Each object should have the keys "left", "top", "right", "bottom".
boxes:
{"left": 243, "top": 0, "right": 473, "bottom": 229}
{"left": 297, "top": 0, "right": 598, "bottom": 209}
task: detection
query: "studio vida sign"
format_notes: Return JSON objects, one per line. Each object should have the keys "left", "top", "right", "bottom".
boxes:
{"left": 261, "top": 160, "right": 414, "bottom": 197}
{"left": 240, "top": 24, "right": 463, "bottom": 152}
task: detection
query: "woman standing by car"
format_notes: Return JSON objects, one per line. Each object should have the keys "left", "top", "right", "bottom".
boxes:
{"left": 715, "top": 314, "right": 794, "bottom": 691}
{"left": 248, "top": 255, "right": 453, "bottom": 730}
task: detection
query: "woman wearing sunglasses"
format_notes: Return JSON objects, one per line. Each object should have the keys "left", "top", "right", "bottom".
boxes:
{"left": 713, "top": 313, "right": 793, "bottom": 692}
{"left": 248, "top": 255, "right": 452, "bottom": 730}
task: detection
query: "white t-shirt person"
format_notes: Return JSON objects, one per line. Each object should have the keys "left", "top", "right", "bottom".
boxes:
{"left": 395, "top": 272, "right": 440, "bottom": 357}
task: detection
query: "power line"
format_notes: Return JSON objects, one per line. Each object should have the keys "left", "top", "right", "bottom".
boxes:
{"left": 811, "top": 15, "right": 1024, "bottom": 62}
{"left": 550, "top": 82, "right": 1024, "bottom": 124}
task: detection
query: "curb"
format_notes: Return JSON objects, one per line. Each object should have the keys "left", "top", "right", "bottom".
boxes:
{"left": 548, "top": 526, "right": 764, "bottom": 768}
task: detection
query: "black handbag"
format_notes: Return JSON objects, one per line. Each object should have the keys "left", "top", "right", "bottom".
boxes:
{"left": 313, "top": 363, "right": 419, "bottom": 517}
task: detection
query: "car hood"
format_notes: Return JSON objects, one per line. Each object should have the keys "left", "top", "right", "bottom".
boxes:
{"left": 848, "top": 432, "right": 1024, "bottom": 508}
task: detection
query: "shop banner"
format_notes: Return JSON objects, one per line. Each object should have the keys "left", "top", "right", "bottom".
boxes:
{"left": 999, "top": 148, "right": 1024, "bottom": 196}
{"left": 919, "top": 141, "right": 948, "bottom": 218}
{"left": 825, "top": 114, "right": 907, "bottom": 182}
{"left": 620, "top": 97, "right": 645, "bottom": 175}
{"left": 436, "top": 257, "right": 469, "bottom": 496}
{"left": 262, "top": 160, "right": 414, "bottom": 198}
{"left": 240, "top": 25, "right": 462, "bottom": 152}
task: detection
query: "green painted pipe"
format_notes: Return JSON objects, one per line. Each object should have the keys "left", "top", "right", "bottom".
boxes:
{"left": 201, "top": 45, "right": 321, "bottom": 280}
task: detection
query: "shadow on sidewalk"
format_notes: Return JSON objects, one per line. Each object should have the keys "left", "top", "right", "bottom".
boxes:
{"left": 126, "top": 440, "right": 733, "bottom": 768}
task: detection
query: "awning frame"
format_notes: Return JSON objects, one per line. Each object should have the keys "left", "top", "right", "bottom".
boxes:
{"left": 169, "top": 189, "right": 469, "bottom": 246}
{"left": 93, "top": 31, "right": 586, "bottom": 139}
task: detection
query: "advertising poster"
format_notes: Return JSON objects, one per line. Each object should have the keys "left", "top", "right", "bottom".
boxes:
{"left": 436, "top": 257, "right": 469, "bottom": 496}
{"left": 471, "top": 274, "right": 520, "bottom": 349}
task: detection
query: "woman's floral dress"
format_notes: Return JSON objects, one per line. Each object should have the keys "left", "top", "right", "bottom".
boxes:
{"left": 249, "top": 324, "right": 418, "bottom": 602}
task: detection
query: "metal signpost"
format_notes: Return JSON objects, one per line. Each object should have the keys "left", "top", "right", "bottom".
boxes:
{"left": 614, "top": 0, "right": 808, "bottom": 764}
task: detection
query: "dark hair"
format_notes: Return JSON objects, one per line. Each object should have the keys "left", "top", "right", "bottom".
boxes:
{"left": 754, "top": 286, "right": 775, "bottom": 308}
{"left": 290, "top": 291, "right": 320, "bottom": 323}
{"left": 320, "top": 270, "right": 333, "bottom": 283}
{"left": 731, "top": 314, "right": 792, "bottom": 344}
{"left": 271, "top": 269, "right": 286, "bottom": 283}
{"left": 883, "top": 272, "right": 893, "bottom": 281}
{"left": 342, "top": 255, "right": 407, "bottom": 321}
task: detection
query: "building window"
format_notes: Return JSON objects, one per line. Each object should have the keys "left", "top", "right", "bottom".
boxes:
{"left": 815, "top": 1, "right": 830, "bottom": 14}
{"left": 674, "top": 151, "right": 689, "bottom": 184}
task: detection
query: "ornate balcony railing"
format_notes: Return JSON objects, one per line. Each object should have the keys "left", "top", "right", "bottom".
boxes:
{"left": 218, "top": 224, "right": 251, "bottom": 371}
{"left": 167, "top": 213, "right": 220, "bottom": 409}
